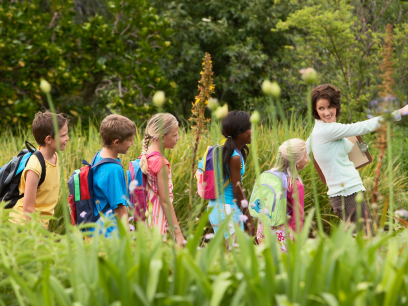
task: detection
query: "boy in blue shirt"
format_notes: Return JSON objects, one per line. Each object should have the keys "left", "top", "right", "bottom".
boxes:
{"left": 92, "top": 114, "right": 136, "bottom": 236}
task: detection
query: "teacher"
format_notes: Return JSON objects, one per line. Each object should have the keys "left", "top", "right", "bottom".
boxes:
{"left": 306, "top": 84, "right": 408, "bottom": 233}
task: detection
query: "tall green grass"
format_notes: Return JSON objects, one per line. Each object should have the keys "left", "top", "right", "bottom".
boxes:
{"left": 1, "top": 114, "right": 408, "bottom": 305}
{"left": 1, "top": 117, "right": 407, "bottom": 234}
{"left": 1, "top": 209, "right": 408, "bottom": 305}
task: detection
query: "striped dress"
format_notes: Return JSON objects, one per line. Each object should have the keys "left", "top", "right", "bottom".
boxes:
{"left": 145, "top": 154, "right": 174, "bottom": 235}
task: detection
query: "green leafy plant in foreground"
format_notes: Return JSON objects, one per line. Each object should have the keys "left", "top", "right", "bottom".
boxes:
{"left": 2, "top": 207, "right": 408, "bottom": 305}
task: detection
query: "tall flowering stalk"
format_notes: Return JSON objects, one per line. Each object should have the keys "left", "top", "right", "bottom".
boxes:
{"left": 370, "top": 24, "right": 395, "bottom": 232}
{"left": 188, "top": 53, "right": 215, "bottom": 220}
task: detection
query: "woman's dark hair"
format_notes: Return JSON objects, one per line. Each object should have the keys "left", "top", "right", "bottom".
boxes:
{"left": 311, "top": 84, "right": 342, "bottom": 119}
{"left": 221, "top": 111, "right": 251, "bottom": 179}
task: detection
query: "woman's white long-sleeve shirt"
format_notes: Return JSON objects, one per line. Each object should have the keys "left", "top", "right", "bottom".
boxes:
{"left": 306, "top": 117, "right": 384, "bottom": 197}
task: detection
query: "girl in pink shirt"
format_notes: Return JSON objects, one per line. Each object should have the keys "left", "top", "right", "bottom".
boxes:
{"left": 139, "top": 113, "right": 185, "bottom": 245}
{"left": 257, "top": 138, "right": 308, "bottom": 252}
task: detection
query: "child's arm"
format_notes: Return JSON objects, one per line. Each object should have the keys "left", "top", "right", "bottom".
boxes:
{"left": 229, "top": 156, "right": 256, "bottom": 236}
{"left": 114, "top": 204, "right": 129, "bottom": 229}
{"left": 22, "top": 170, "right": 39, "bottom": 222}
{"left": 157, "top": 165, "right": 185, "bottom": 245}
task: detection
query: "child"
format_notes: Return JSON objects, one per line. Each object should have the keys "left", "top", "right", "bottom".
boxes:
{"left": 9, "top": 111, "right": 69, "bottom": 227}
{"left": 208, "top": 111, "right": 256, "bottom": 240}
{"left": 257, "top": 138, "right": 308, "bottom": 252}
{"left": 139, "top": 113, "right": 185, "bottom": 245}
{"left": 92, "top": 114, "right": 135, "bottom": 236}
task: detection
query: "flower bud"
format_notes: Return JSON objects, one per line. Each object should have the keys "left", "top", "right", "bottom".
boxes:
{"left": 152, "top": 91, "right": 165, "bottom": 107}
{"left": 262, "top": 80, "right": 281, "bottom": 98}
{"left": 355, "top": 191, "right": 364, "bottom": 204}
{"left": 301, "top": 67, "right": 318, "bottom": 84}
{"left": 250, "top": 110, "right": 260, "bottom": 124}
{"left": 40, "top": 79, "right": 51, "bottom": 94}
{"left": 215, "top": 104, "right": 228, "bottom": 120}
{"left": 207, "top": 98, "right": 219, "bottom": 111}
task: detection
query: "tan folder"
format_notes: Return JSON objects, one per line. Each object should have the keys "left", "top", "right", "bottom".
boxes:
{"left": 313, "top": 136, "right": 373, "bottom": 184}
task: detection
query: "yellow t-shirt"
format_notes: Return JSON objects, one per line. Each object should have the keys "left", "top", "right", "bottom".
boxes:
{"left": 9, "top": 152, "right": 60, "bottom": 227}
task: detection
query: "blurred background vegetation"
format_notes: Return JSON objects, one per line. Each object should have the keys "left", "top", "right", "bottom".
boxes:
{"left": 2, "top": 0, "right": 408, "bottom": 129}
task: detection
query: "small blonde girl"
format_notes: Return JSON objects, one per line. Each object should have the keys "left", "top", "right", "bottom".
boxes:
{"left": 139, "top": 113, "right": 185, "bottom": 245}
{"left": 257, "top": 138, "right": 308, "bottom": 252}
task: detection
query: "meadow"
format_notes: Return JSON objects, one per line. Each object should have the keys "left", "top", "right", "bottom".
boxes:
{"left": 1, "top": 114, "right": 408, "bottom": 305}
{"left": 1, "top": 116, "right": 407, "bottom": 234}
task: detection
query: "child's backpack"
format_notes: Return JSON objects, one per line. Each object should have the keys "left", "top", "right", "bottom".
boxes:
{"left": 127, "top": 152, "right": 162, "bottom": 221}
{"left": 249, "top": 171, "right": 288, "bottom": 227}
{"left": 0, "top": 141, "right": 46, "bottom": 209}
{"left": 196, "top": 144, "right": 240, "bottom": 200}
{"left": 67, "top": 154, "right": 122, "bottom": 225}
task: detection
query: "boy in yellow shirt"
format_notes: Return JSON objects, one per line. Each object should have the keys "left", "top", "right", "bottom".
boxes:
{"left": 9, "top": 111, "right": 69, "bottom": 227}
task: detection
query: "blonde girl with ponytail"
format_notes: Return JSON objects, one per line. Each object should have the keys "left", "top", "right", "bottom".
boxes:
{"left": 257, "top": 138, "right": 309, "bottom": 252}
{"left": 139, "top": 113, "right": 185, "bottom": 245}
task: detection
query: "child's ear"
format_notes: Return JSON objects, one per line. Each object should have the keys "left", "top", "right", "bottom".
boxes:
{"left": 112, "top": 139, "right": 120, "bottom": 147}
{"left": 44, "top": 135, "right": 53, "bottom": 145}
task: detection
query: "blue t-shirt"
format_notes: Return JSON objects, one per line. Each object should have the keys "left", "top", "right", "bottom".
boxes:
{"left": 92, "top": 151, "right": 127, "bottom": 236}
{"left": 209, "top": 149, "right": 245, "bottom": 205}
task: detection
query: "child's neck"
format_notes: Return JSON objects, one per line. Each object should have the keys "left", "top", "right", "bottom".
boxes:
{"left": 100, "top": 147, "right": 119, "bottom": 159}
{"left": 148, "top": 141, "right": 164, "bottom": 155}
{"left": 39, "top": 146, "right": 57, "bottom": 164}
{"left": 232, "top": 139, "right": 244, "bottom": 151}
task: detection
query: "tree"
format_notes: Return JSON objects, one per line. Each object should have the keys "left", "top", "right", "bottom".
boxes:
{"left": 150, "top": 0, "right": 299, "bottom": 118}
{"left": 0, "top": 0, "right": 175, "bottom": 130}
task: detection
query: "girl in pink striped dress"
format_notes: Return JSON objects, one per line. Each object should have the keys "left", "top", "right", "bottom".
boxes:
{"left": 139, "top": 113, "right": 185, "bottom": 245}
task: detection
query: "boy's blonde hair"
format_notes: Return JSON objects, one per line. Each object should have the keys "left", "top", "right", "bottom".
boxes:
{"left": 140, "top": 113, "right": 178, "bottom": 174}
{"left": 100, "top": 114, "right": 136, "bottom": 148}
{"left": 272, "top": 138, "right": 307, "bottom": 186}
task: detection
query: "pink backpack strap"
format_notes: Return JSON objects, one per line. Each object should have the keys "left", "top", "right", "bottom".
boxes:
{"left": 137, "top": 151, "right": 163, "bottom": 159}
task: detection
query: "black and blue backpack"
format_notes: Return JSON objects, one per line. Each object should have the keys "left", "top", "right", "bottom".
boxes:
{"left": 0, "top": 141, "right": 46, "bottom": 209}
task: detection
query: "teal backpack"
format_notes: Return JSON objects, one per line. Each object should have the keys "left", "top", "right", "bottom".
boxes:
{"left": 249, "top": 171, "right": 288, "bottom": 227}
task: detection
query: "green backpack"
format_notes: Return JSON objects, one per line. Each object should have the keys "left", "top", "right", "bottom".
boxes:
{"left": 249, "top": 170, "right": 288, "bottom": 227}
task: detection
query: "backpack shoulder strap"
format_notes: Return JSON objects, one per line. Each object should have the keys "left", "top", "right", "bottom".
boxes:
{"left": 32, "top": 151, "right": 46, "bottom": 187}
{"left": 92, "top": 158, "right": 123, "bottom": 169}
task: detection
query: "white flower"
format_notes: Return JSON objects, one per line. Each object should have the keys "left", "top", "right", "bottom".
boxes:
{"left": 80, "top": 211, "right": 87, "bottom": 218}
{"left": 300, "top": 67, "right": 318, "bottom": 84}
{"left": 128, "top": 216, "right": 134, "bottom": 222}
{"left": 129, "top": 180, "right": 138, "bottom": 193}
{"left": 183, "top": 240, "right": 187, "bottom": 244}
{"left": 205, "top": 233, "right": 215, "bottom": 240}
{"left": 395, "top": 209, "right": 408, "bottom": 219}
{"left": 263, "top": 208, "right": 269, "bottom": 215}
{"left": 250, "top": 110, "right": 260, "bottom": 124}
{"left": 129, "top": 224, "right": 135, "bottom": 231}
{"left": 215, "top": 104, "right": 228, "bottom": 120}
{"left": 241, "top": 199, "right": 248, "bottom": 208}
{"left": 239, "top": 215, "right": 248, "bottom": 223}
{"left": 40, "top": 79, "right": 51, "bottom": 94}
{"left": 207, "top": 98, "right": 219, "bottom": 111}
{"left": 152, "top": 91, "right": 165, "bottom": 107}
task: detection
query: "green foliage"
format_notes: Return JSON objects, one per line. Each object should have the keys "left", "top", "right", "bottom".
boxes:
{"left": 3, "top": 207, "right": 408, "bottom": 305}
{"left": 150, "top": 0, "right": 299, "bottom": 118}
{"left": 0, "top": 0, "right": 175, "bottom": 130}
{"left": 1, "top": 118, "right": 407, "bottom": 234}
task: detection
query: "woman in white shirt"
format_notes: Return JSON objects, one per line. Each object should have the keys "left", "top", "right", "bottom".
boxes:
{"left": 307, "top": 84, "right": 408, "bottom": 234}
